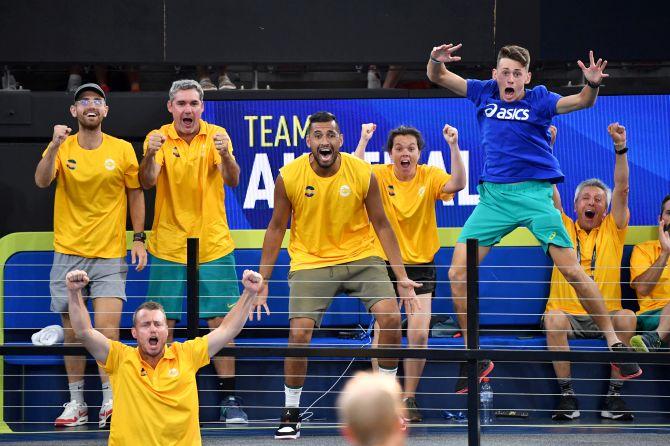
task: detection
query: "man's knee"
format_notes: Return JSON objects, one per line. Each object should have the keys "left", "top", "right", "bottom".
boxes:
{"left": 544, "top": 310, "right": 569, "bottom": 334}
{"left": 288, "top": 320, "right": 314, "bottom": 345}
{"left": 612, "top": 309, "right": 636, "bottom": 331}
{"left": 408, "top": 327, "right": 429, "bottom": 347}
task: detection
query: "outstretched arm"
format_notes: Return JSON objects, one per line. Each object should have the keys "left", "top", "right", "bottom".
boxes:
{"left": 66, "top": 270, "right": 111, "bottom": 363}
{"left": 440, "top": 125, "right": 466, "bottom": 194}
{"left": 426, "top": 43, "right": 467, "bottom": 97}
{"left": 207, "top": 270, "right": 262, "bottom": 357}
{"left": 556, "top": 51, "right": 609, "bottom": 114}
{"left": 607, "top": 123, "right": 630, "bottom": 229}
{"left": 354, "top": 123, "right": 377, "bottom": 160}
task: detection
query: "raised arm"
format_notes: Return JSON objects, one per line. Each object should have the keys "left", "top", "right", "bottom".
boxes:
{"left": 364, "top": 174, "right": 421, "bottom": 313}
{"left": 440, "top": 125, "right": 466, "bottom": 194}
{"left": 139, "top": 132, "right": 164, "bottom": 189}
{"left": 207, "top": 270, "right": 262, "bottom": 357}
{"left": 66, "top": 270, "right": 111, "bottom": 363}
{"left": 214, "top": 131, "right": 240, "bottom": 187}
{"left": 607, "top": 122, "right": 630, "bottom": 229}
{"left": 354, "top": 123, "right": 377, "bottom": 160}
{"left": 427, "top": 43, "right": 467, "bottom": 97}
{"left": 556, "top": 51, "right": 608, "bottom": 114}
{"left": 253, "top": 175, "right": 292, "bottom": 320}
{"left": 35, "top": 125, "right": 71, "bottom": 188}
{"left": 631, "top": 223, "right": 670, "bottom": 296}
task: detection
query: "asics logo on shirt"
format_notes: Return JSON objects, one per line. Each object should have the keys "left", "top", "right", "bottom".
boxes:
{"left": 484, "top": 103, "right": 530, "bottom": 121}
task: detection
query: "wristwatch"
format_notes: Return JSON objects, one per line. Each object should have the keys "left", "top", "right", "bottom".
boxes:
{"left": 615, "top": 146, "right": 628, "bottom": 155}
{"left": 133, "top": 232, "right": 147, "bottom": 243}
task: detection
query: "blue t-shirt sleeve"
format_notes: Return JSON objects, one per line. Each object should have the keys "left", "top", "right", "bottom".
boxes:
{"left": 533, "top": 85, "right": 562, "bottom": 119}
{"left": 466, "top": 79, "right": 496, "bottom": 107}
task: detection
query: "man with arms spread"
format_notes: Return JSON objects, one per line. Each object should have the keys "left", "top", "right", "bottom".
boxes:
{"left": 629, "top": 195, "right": 670, "bottom": 352}
{"left": 253, "top": 111, "right": 419, "bottom": 439}
{"left": 65, "top": 268, "right": 261, "bottom": 445}
{"left": 34, "top": 83, "right": 147, "bottom": 428}
{"left": 354, "top": 123, "right": 466, "bottom": 421}
{"left": 427, "top": 43, "right": 640, "bottom": 393}
{"left": 545, "top": 123, "right": 637, "bottom": 421}
{"left": 139, "top": 79, "right": 247, "bottom": 423}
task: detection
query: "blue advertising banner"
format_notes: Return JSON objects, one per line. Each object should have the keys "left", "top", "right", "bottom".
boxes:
{"left": 203, "top": 95, "right": 670, "bottom": 229}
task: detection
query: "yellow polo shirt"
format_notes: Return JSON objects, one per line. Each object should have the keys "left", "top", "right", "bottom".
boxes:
{"left": 630, "top": 240, "right": 670, "bottom": 314}
{"left": 45, "top": 133, "right": 140, "bottom": 258}
{"left": 101, "top": 337, "right": 210, "bottom": 446}
{"left": 545, "top": 212, "right": 628, "bottom": 315}
{"left": 372, "top": 164, "right": 453, "bottom": 264}
{"left": 280, "top": 152, "right": 378, "bottom": 271}
{"left": 145, "top": 120, "right": 235, "bottom": 263}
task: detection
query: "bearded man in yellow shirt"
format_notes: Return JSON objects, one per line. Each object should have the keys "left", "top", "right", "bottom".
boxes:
{"left": 252, "top": 111, "right": 420, "bottom": 439}
{"left": 34, "top": 83, "right": 147, "bottom": 428}
{"left": 139, "top": 79, "right": 247, "bottom": 423}
{"left": 629, "top": 195, "right": 670, "bottom": 352}
{"left": 65, "top": 268, "right": 261, "bottom": 446}
{"left": 543, "top": 123, "right": 637, "bottom": 422}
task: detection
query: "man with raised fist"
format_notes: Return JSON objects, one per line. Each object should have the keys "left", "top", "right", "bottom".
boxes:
{"left": 34, "top": 83, "right": 147, "bottom": 428}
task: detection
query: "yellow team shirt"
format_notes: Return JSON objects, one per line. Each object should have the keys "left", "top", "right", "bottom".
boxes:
{"left": 372, "top": 164, "right": 453, "bottom": 264}
{"left": 45, "top": 133, "right": 140, "bottom": 258}
{"left": 280, "top": 152, "right": 378, "bottom": 271}
{"left": 146, "top": 120, "right": 235, "bottom": 263}
{"left": 101, "top": 337, "right": 210, "bottom": 446}
{"left": 546, "top": 212, "right": 628, "bottom": 315}
{"left": 630, "top": 240, "right": 670, "bottom": 314}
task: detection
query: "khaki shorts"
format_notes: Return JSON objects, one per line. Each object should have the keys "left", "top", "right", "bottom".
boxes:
{"left": 542, "top": 310, "right": 621, "bottom": 339}
{"left": 288, "top": 256, "right": 396, "bottom": 327}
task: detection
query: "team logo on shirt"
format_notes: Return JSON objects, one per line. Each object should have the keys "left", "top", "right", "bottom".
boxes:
{"left": 339, "top": 185, "right": 352, "bottom": 197}
{"left": 66, "top": 159, "right": 77, "bottom": 170}
{"left": 387, "top": 185, "right": 396, "bottom": 196}
{"left": 484, "top": 103, "right": 530, "bottom": 121}
{"left": 418, "top": 186, "right": 426, "bottom": 197}
{"left": 104, "top": 158, "right": 116, "bottom": 171}
{"left": 172, "top": 147, "right": 180, "bottom": 158}
{"left": 168, "top": 368, "right": 179, "bottom": 377}
{"left": 304, "top": 185, "right": 315, "bottom": 197}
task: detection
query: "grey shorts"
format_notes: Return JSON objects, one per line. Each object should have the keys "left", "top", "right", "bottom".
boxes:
{"left": 542, "top": 310, "right": 620, "bottom": 339}
{"left": 49, "top": 253, "right": 128, "bottom": 313}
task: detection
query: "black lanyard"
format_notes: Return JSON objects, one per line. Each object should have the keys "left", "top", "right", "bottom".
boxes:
{"left": 576, "top": 237, "right": 597, "bottom": 278}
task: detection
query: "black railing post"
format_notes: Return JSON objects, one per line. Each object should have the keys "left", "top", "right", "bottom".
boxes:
{"left": 186, "top": 238, "right": 200, "bottom": 339}
{"left": 466, "top": 238, "right": 480, "bottom": 446}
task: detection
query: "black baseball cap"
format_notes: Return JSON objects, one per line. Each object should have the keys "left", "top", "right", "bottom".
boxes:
{"left": 73, "top": 83, "right": 106, "bottom": 101}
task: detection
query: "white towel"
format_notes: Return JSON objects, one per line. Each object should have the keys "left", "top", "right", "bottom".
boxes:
{"left": 31, "top": 325, "right": 64, "bottom": 346}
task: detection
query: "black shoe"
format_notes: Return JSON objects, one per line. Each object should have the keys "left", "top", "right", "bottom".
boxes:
{"left": 403, "top": 397, "right": 423, "bottom": 422}
{"left": 631, "top": 331, "right": 662, "bottom": 353}
{"left": 601, "top": 395, "right": 634, "bottom": 421}
{"left": 274, "top": 408, "right": 301, "bottom": 440}
{"left": 609, "top": 342, "right": 642, "bottom": 379}
{"left": 455, "top": 360, "right": 494, "bottom": 394}
{"left": 552, "top": 393, "right": 580, "bottom": 420}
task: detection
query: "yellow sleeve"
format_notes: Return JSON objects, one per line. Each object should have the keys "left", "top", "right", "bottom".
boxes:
{"left": 430, "top": 166, "right": 454, "bottom": 202}
{"left": 143, "top": 131, "right": 165, "bottom": 166}
{"left": 124, "top": 142, "right": 141, "bottom": 189}
{"left": 98, "top": 339, "right": 125, "bottom": 374}
{"left": 180, "top": 336, "right": 211, "bottom": 370}
{"left": 630, "top": 244, "right": 653, "bottom": 283}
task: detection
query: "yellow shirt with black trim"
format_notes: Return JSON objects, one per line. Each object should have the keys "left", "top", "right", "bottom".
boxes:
{"left": 45, "top": 133, "right": 140, "bottom": 258}
{"left": 101, "top": 337, "right": 210, "bottom": 446}
{"left": 280, "top": 152, "right": 378, "bottom": 271}
{"left": 372, "top": 164, "right": 453, "bottom": 264}
{"left": 145, "top": 120, "right": 236, "bottom": 263}
{"left": 546, "top": 212, "right": 628, "bottom": 315}
{"left": 630, "top": 240, "right": 670, "bottom": 314}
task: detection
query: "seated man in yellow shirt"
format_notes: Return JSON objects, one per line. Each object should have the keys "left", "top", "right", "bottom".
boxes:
{"left": 543, "top": 123, "right": 638, "bottom": 422}
{"left": 630, "top": 195, "right": 670, "bottom": 352}
{"left": 65, "top": 268, "right": 261, "bottom": 446}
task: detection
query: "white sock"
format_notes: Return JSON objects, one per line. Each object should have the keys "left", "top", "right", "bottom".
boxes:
{"left": 285, "top": 385, "right": 302, "bottom": 408}
{"left": 101, "top": 381, "right": 112, "bottom": 403}
{"left": 378, "top": 366, "right": 398, "bottom": 379}
{"left": 69, "top": 380, "right": 85, "bottom": 404}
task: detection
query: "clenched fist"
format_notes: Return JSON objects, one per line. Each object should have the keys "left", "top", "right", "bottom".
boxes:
{"left": 213, "top": 132, "right": 230, "bottom": 156}
{"left": 51, "top": 125, "right": 72, "bottom": 149}
{"left": 66, "top": 270, "right": 90, "bottom": 291}
{"left": 146, "top": 132, "right": 166, "bottom": 157}
{"left": 360, "top": 123, "right": 377, "bottom": 142}
{"left": 442, "top": 124, "right": 459, "bottom": 145}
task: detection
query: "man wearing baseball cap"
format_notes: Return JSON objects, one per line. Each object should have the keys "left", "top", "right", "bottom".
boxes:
{"left": 35, "top": 83, "right": 147, "bottom": 428}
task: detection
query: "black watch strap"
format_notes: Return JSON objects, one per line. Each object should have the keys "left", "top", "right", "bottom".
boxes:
{"left": 615, "top": 146, "right": 628, "bottom": 155}
{"left": 133, "top": 231, "right": 146, "bottom": 242}
{"left": 585, "top": 79, "right": 601, "bottom": 89}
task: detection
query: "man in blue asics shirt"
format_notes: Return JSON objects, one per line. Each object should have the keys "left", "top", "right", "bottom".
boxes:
{"left": 427, "top": 43, "right": 641, "bottom": 394}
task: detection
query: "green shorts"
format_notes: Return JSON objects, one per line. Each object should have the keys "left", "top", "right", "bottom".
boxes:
{"left": 288, "top": 256, "right": 396, "bottom": 327}
{"left": 457, "top": 181, "right": 573, "bottom": 253}
{"left": 637, "top": 308, "right": 663, "bottom": 332}
{"left": 146, "top": 252, "right": 239, "bottom": 321}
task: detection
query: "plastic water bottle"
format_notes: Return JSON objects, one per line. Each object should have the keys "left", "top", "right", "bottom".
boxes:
{"left": 480, "top": 377, "right": 493, "bottom": 425}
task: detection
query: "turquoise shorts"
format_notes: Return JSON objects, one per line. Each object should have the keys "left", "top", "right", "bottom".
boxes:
{"left": 146, "top": 252, "right": 240, "bottom": 321}
{"left": 457, "top": 181, "right": 573, "bottom": 253}
{"left": 637, "top": 308, "right": 663, "bottom": 332}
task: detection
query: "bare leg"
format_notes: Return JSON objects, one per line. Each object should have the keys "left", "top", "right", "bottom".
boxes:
{"left": 544, "top": 310, "right": 573, "bottom": 380}
{"left": 403, "top": 293, "right": 432, "bottom": 398}
{"left": 61, "top": 313, "right": 86, "bottom": 385}
{"left": 285, "top": 318, "right": 315, "bottom": 388}
{"left": 369, "top": 299, "right": 402, "bottom": 370}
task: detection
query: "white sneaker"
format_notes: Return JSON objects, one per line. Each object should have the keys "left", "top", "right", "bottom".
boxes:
{"left": 66, "top": 74, "right": 82, "bottom": 93}
{"left": 99, "top": 399, "right": 113, "bottom": 428}
{"left": 199, "top": 77, "right": 217, "bottom": 91}
{"left": 54, "top": 400, "right": 88, "bottom": 427}
{"left": 218, "top": 73, "right": 237, "bottom": 90}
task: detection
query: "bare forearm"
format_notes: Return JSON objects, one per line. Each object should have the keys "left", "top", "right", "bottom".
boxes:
{"left": 259, "top": 227, "right": 286, "bottom": 280}
{"left": 354, "top": 139, "right": 370, "bottom": 160}
{"left": 68, "top": 289, "right": 94, "bottom": 339}
{"left": 444, "top": 143, "right": 466, "bottom": 192}
{"left": 633, "top": 253, "right": 670, "bottom": 296}
{"left": 139, "top": 156, "right": 160, "bottom": 189}
{"left": 128, "top": 189, "right": 145, "bottom": 233}
{"left": 426, "top": 62, "right": 467, "bottom": 96}
{"left": 376, "top": 223, "right": 408, "bottom": 280}
{"left": 220, "top": 154, "right": 240, "bottom": 187}
{"left": 35, "top": 145, "right": 58, "bottom": 187}
{"left": 613, "top": 152, "right": 629, "bottom": 191}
